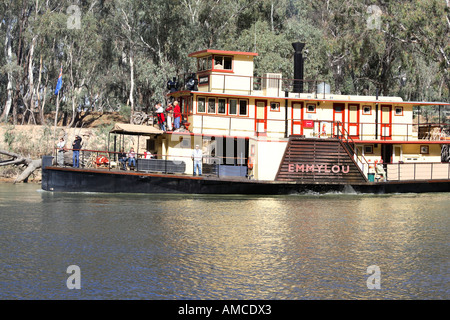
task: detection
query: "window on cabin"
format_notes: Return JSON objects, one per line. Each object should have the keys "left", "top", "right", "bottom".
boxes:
{"left": 223, "top": 57, "right": 232, "bottom": 69}
{"left": 214, "top": 56, "right": 232, "bottom": 70}
{"left": 197, "top": 97, "right": 206, "bottom": 113}
{"left": 188, "top": 97, "right": 193, "bottom": 113}
{"left": 207, "top": 56, "right": 212, "bottom": 70}
{"left": 239, "top": 100, "right": 248, "bottom": 116}
{"left": 208, "top": 98, "right": 216, "bottom": 113}
{"left": 364, "top": 145, "right": 373, "bottom": 154}
{"left": 197, "top": 56, "right": 212, "bottom": 71}
{"left": 363, "top": 105, "right": 372, "bottom": 115}
{"left": 180, "top": 136, "right": 191, "bottom": 148}
{"left": 307, "top": 104, "right": 316, "bottom": 113}
{"left": 229, "top": 99, "right": 237, "bottom": 115}
{"left": 218, "top": 99, "right": 226, "bottom": 114}
{"left": 198, "top": 58, "right": 205, "bottom": 71}
{"left": 395, "top": 107, "right": 403, "bottom": 116}
{"left": 270, "top": 102, "right": 280, "bottom": 112}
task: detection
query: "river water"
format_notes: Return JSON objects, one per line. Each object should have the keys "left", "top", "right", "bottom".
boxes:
{"left": 0, "top": 182, "right": 448, "bottom": 300}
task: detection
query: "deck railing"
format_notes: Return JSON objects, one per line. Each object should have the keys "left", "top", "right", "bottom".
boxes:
{"left": 335, "top": 122, "right": 370, "bottom": 180}
{"left": 386, "top": 162, "right": 450, "bottom": 181}
{"left": 53, "top": 147, "right": 247, "bottom": 177}
{"left": 175, "top": 72, "right": 324, "bottom": 97}
{"left": 185, "top": 113, "right": 450, "bottom": 142}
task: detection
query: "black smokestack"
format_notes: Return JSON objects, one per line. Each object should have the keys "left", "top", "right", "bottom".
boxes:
{"left": 292, "top": 42, "right": 305, "bottom": 93}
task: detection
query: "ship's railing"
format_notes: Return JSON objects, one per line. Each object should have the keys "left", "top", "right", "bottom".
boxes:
{"left": 52, "top": 147, "right": 248, "bottom": 177}
{"left": 174, "top": 72, "right": 324, "bottom": 97}
{"left": 386, "top": 162, "right": 450, "bottom": 181}
{"left": 335, "top": 122, "right": 370, "bottom": 180}
{"left": 186, "top": 113, "right": 450, "bottom": 142}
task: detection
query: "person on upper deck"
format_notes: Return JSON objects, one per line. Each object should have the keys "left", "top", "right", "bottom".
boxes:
{"left": 155, "top": 103, "right": 166, "bottom": 131}
{"left": 165, "top": 103, "right": 173, "bottom": 131}
{"left": 173, "top": 101, "right": 181, "bottom": 130}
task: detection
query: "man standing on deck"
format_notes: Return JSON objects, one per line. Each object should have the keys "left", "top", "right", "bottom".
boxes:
{"left": 191, "top": 144, "right": 203, "bottom": 176}
{"left": 72, "top": 135, "right": 82, "bottom": 168}
{"left": 173, "top": 100, "right": 181, "bottom": 129}
{"left": 155, "top": 102, "right": 166, "bottom": 131}
{"left": 56, "top": 137, "right": 66, "bottom": 166}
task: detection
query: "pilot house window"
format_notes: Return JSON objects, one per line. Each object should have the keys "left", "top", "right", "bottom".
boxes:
{"left": 214, "top": 56, "right": 232, "bottom": 70}
{"left": 198, "top": 56, "right": 213, "bottom": 72}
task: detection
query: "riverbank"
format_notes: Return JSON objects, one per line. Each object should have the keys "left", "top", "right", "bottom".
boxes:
{"left": 0, "top": 112, "right": 130, "bottom": 182}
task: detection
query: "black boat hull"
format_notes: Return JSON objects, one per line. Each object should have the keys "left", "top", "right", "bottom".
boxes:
{"left": 41, "top": 167, "right": 450, "bottom": 195}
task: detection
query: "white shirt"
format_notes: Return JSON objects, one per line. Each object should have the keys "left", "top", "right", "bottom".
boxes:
{"left": 192, "top": 148, "right": 202, "bottom": 161}
{"left": 57, "top": 140, "right": 65, "bottom": 151}
{"left": 144, "top": 151, "right": 153, "bottom": 159}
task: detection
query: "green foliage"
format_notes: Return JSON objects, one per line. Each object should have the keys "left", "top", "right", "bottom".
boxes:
{"left": 0, "top": 0, "right": 448, "bottom": 127}
{"left": 3, "top": 125, "right": 15, "bottom": 150}
{"left": 118, "top": 104, "right": 131, "bottom": 122}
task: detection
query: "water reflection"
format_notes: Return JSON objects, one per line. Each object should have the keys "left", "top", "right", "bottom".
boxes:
{"left": 0, "top": 184, "right": 448, "bottom": 299}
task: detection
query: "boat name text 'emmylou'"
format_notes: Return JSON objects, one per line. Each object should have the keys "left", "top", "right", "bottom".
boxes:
{"left": 288, "top": 163, "right": 350, "bottom": 174}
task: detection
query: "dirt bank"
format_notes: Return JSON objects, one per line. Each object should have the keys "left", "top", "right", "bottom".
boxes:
{"left": 0, "top": 112, "right": 132, "bottom": 182}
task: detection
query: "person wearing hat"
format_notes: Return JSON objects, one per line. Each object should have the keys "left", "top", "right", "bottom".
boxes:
{"left": 191, "top": 144, "right": 203, "bottom": 176}
{"left": 72, "top": 135, "right": 82, "bottom": 168}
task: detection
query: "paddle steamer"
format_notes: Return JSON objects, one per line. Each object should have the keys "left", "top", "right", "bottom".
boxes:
{"left": 42, "top": 43, "right": 450, "bottom": 194}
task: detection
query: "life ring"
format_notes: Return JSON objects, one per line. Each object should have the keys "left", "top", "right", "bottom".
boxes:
{"left": 96, "top": 155, "right": 109, "bottom": 167}
{"left": 248, "top": 156, "right": 254, "bottom": 170}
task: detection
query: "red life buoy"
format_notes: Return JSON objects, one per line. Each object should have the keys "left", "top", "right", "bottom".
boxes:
{"left": 96, "top": 155, "right": 109, "bottom": 166}
{"left": 248, "top": 156, "right": 254, "bottom": 169}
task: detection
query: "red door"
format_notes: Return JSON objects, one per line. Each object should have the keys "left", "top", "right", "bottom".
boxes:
{"left": 333, "top": 103, "right": 346, "bottom": 137}
{"left": 381, "top": 105, "right": 392, "bottom": 140}
{"left": 255, "top": 100, "right": 267, "bottom": 135}
{"left": 291, "top": 102, "right": 303, "bottom": 135}
{"left": 348, "top": 104, "right": 360, "bottom": 139}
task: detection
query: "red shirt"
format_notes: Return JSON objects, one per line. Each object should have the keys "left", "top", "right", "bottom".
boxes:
{"left": 174, "top": 104, "right": 181, "bottom": 119}
{"left": 157, "top": 113, "right": 165, "bottom": 123}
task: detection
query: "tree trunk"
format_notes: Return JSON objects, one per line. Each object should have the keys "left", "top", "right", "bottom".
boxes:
{"left": 28, "top": 36, "right": 37, "bottom": 122}
{"left": 0, "top": 149, "right": 42, "bottom": 183}
{"left": 1, "top": 21, "right": 13, "bottom": 122}
{"left": 14, "top": 159, "right": 42, "bottom": 183}
{"left": 37, "top": 54, "right": 44, "bottom": 124}
{"left": 54, "top": 92, "right": 60, "bottom": 139}
{"left": 129, "top": 48, "right": 135, "bottom": 123}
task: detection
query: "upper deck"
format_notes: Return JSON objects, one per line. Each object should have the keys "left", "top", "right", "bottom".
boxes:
{"left": 168, "top": 55, "right": 450, "bottom": 143}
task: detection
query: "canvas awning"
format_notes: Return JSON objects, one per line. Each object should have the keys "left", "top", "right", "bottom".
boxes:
{"left": 110, "top": 123, "right": 164, "bottom": 136}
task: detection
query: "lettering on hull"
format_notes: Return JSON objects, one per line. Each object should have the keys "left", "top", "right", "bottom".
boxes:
{"left": 288, "top": 163, "right": 350, "bottom": 174}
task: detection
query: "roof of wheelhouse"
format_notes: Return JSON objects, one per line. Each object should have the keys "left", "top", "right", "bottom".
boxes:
{"left": 188, "top": 49, "right": 258, "bottom": 58}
